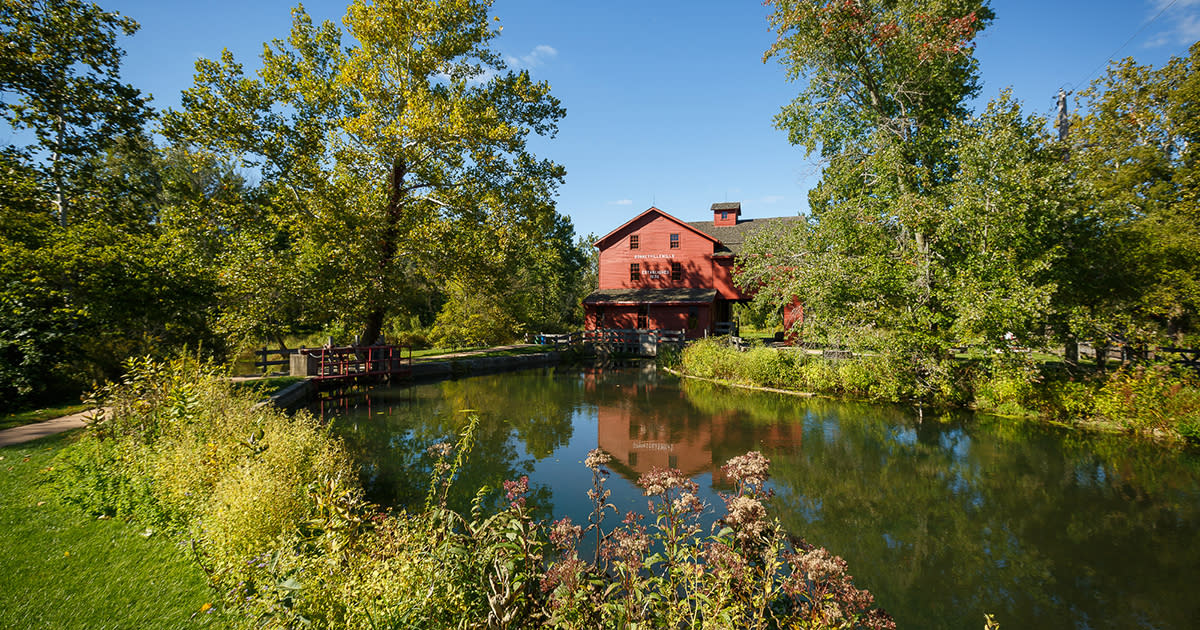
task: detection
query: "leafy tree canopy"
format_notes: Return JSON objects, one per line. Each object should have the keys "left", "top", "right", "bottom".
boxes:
{"left": 0, "top": 0, "right": 152, "bottom": 225}
{"left": 162, "top": 0, "right": 568, "bottom": 346}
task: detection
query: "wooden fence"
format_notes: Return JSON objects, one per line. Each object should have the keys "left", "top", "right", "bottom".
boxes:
{"left": 255, "top": 347, "right": 293, "bottom": 373}
{"left": 537, "top": 329, "right": 685, "bottom": 356}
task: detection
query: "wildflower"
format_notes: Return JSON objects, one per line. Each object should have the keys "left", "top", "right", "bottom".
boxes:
{"left": 541, "top": 557, "right": 586, "bottom": 595}
{"left": 427, "top": 442, "right": 453, "bottom": 459}
{"left": 584, "top": 448, "right": 611, "bottom": 471}
{"left": 549, "top": 517, "right": 582, "bottom": 551}
{"left": 723, "top": 495, "right": 768, "bottom": 543}
{"left": 637, "top": 467, "right": 693, "bottom": 497}
{"left": 602, "top": 525, "right": 650, "bottom": 570}
{"left": 702, "top": 541, "right": 748, "bottom": 582}
{"left": 672, "top": 491, "right": 703, "bottom": 515}
{"left": 722, "top": 451, "right": 770, "bottom": 487}
{"left": 503, "top": 475, "right": 529, "bottom": 508}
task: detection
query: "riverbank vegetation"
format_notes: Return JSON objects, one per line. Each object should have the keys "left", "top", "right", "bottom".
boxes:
{"left": 742, "top": 2, "right": 1200, "bottom": 417}
{"left": 672, "top": 337, "right": 1200, "bottom": 444}
{"left": 41, "top": 356, "right": 895, "bottom": 628}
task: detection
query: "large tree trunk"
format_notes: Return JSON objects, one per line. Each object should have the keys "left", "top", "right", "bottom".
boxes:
{"left": 359, "top": 157, "right": 407, "bottom": 347}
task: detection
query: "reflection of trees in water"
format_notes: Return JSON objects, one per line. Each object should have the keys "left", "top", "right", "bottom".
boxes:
{"left": 319, "top": 366, "right": 1200, "bottom": 630}
{"left": 766, "top": 403, "right": 1200, "bottom": 630}
{"left": 322, "top": 369, "right": 580, "bottom": 518}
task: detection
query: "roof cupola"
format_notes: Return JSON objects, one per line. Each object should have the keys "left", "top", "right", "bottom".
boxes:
{"left": 711, "top": 201, "right": 741, "bottom": 226}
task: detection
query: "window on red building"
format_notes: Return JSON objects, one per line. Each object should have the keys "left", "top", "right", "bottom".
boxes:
{"left": 671, "top": 261, "right": 681, "bottom": 281}
{"left": 669, "top": 233, "right": 679, "bottom": 249}
{"left": 630, "top": 234, "right": 639, "bottom": 249}
{"left": 630, "top": 263, "right": 640, "bottom": 281}
{"left": 637, "top": 305, "right": 648, "bottom": 330}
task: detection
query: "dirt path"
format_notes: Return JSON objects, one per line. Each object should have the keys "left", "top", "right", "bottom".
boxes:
{"left": 0, "top": 408, "right": 107, "bottom": 448}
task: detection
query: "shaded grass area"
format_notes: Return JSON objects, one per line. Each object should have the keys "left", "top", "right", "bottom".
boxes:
{"left": 0, "top": 433, "right": 223, "bottom": 629}
{"left": 412, "top": 344, "right": 551, "bottom": 360}
{"left": 1, "top": 403, "right": 93, "bottom": 432}
{"left": 229, "top": 375, "right": 303, "bottom": 397}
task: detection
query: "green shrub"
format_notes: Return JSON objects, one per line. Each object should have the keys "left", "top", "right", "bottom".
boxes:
{"left": 1093, "top": 364, "right": 1200, "bottom": 437}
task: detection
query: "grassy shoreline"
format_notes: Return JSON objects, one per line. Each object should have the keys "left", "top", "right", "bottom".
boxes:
{"left": 0, "top": 433, "right": 222, "bottom": 629}
{"left": 668, "top": 338, "right": 1200, "bottom": 446}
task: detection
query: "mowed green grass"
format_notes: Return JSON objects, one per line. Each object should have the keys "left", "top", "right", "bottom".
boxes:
{"left": 0, "top": 433, "right": 225, "bottom": 629}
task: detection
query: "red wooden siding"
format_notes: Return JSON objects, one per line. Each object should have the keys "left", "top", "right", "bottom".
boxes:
{"left": 597, "top": 211, "right": 717, "bottom": 292}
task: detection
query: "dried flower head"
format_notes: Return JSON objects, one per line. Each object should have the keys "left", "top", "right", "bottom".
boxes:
{"left": 672, "top": 491, "right": 704, "bottom": 515}
{"left": 541, "top": 557, "right": 586, "bottom": 596}
{"left": 638, "top": 467, "right": 694, "bottom": 497}
{"left": 584, "top": 448, "right": 612, "bottom": 471}
{"left": 601, "top": 524, "right": 650, "bottom": 570}
{"left": 723, "top": 494, "right": 769, "bottom": 543}
{"left": 549, "top": 517, "right": 582, "bottom": 551}
{"left": 427, "top": 442, "right": 453, "bottom": 459}
{"left": 722, "top": 451, "right": 770, "bottom": 487}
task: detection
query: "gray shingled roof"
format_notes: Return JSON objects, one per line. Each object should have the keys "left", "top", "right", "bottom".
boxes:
{"left": 710, "top": 202, "right": 741, "bottom": 212}
{"left": 687, "top": 216, "right": 804, "bottom": 255}
{"left": 583, "top": 288, "right": 718, "bottom": 304}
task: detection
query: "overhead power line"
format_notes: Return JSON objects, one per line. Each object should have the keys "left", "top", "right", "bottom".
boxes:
{"left": 1068, "top": 0, "right": 1180, "bottom": 92}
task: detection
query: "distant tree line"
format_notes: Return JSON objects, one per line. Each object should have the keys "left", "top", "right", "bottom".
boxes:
{"left": 741, "top": 0, "right": 1200, "bottom": 372}
{"left": 0, "top": 0, "right": 590, "bottom": 411}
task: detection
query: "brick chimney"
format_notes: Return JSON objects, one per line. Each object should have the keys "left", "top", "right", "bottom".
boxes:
{"left": 712, "top": 202, "right": 741, "bottom": 226}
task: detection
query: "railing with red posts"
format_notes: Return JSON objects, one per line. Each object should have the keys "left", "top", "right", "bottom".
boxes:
{"left": 296, "top": 345, "right": 412, "bottom": 381}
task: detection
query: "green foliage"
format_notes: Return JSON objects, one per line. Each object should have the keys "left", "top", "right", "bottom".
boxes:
{"left": 0, "top": 0, "right": 152, "bottom": 226}
{"left": 161, "top": 0, "right": 571, "bottom": 346}
{"left": 680, "top": 337, "right": 968, "bottom": 405}
{"left": 1092, "top": 364, "right": 1200, "bottom": 438}
{"left": 1067, "top": 43, "right": 1200, "bottom": 345}
{"left": 680, "top": 339, "right": 1200, "bottom": 442}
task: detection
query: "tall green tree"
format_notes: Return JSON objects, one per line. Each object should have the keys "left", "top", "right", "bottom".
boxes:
{"left": 1069, "top": 43, "right": 1200, "bottom": 345}
{"left": 162, "top": 0, "right": 567, "bottom": 347}
{"left": 0, "top": 0, "right": 151, "bottom": 226}
{"left": 755, "top": 0, "right": 993, "bottom": 357}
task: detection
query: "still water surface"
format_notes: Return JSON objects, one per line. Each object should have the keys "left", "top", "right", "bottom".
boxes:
{"left": 313, "top": 363, "right": 1200, "bottom": 629}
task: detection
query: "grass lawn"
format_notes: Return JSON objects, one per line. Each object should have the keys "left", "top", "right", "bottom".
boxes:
{"left": 411, "top": 344, "right": 551, "bottom": 360}
{"left": 1, "top": 403, "right": 93, "bottom": 432}
{"left": 0, "top": 433, "right": 224, "bottom": 629}
{"left": 229, "top": 375, "right": 304, "bottom": 397}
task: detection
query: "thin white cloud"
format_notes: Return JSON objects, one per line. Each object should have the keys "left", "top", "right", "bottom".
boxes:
{"left": 506, "top": 44, "right": 558, "bottom": 69}
{"left": 609, "top": 199, "right": 633, "bottom": 206}
{"left": 1144, "top": 0, "right": 1200, "bottom": 47}
{"left": 760, "top": 195, "right": 785, "bottom": 204}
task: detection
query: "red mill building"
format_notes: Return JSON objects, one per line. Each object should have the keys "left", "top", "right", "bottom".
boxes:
{"left": 583, "top": 202, "right": 802, "bottom": 339}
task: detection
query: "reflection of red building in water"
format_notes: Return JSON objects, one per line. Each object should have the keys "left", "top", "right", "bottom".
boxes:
{"left": 583, "top": 202, "right": 804, "bottom": 339}
{"left": 588, "top": 369, "right": 804, "bottom": 485}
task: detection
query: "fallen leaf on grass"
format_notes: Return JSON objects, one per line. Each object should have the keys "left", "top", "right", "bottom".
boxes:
{"left": 36, "top": 501, "right": 45, "bottom": 506}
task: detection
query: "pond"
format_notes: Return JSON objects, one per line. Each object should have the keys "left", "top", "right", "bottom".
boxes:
{"left": 313, "top": 363, "right": 1200, "bottom": 630}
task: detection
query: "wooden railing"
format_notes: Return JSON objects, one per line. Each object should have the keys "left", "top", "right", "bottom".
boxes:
{"left": 295, "top": 345, "right": 412, "bottom": 381}
{"left": 255, "top": 347, "right": 293, "bottom": 373}
{"left": 536, "top": 329, "right": 685, "bottom": 356}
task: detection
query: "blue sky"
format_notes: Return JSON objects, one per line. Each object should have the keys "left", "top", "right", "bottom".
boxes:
{"left": 79, "top": 1, "right": 1200, "bottom": 239}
